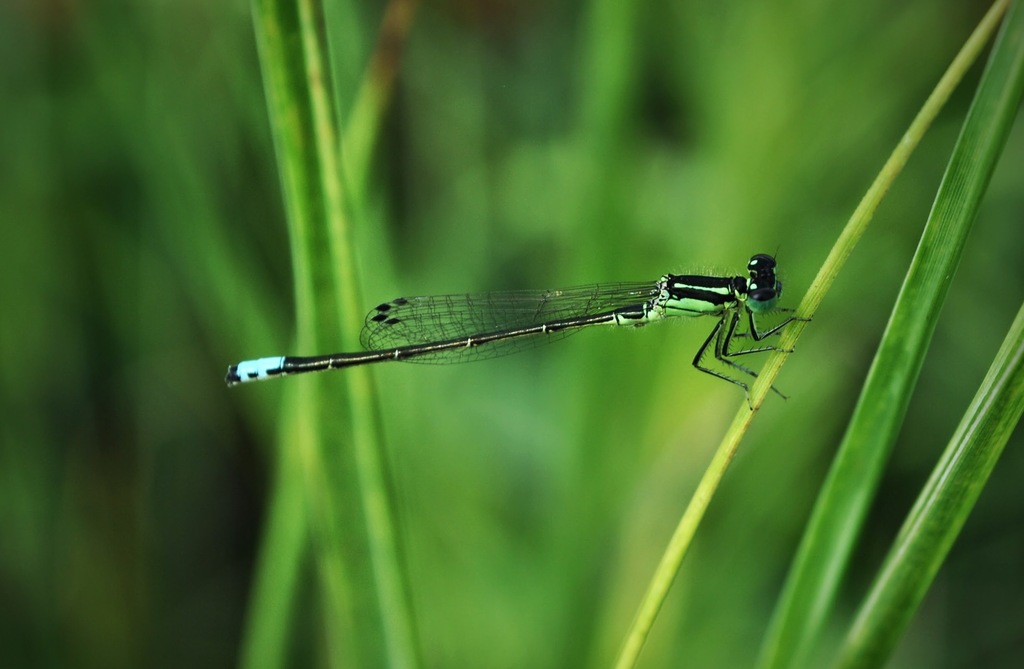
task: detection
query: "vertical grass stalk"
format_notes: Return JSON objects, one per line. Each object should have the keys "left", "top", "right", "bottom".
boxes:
{"left": 242, "top": 1, "right": 419, "bottom": 667}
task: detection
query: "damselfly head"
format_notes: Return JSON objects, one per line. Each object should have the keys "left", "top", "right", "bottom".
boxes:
{"left": 747, "top": 253, "right": 777, "bottom": 274}
{"left": 746, "top": 253, "right": 782, "bottom": 313}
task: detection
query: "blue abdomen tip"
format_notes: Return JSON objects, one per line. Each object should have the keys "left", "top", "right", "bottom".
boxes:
{"left": 228, "top": 356, "right": 286, "bottom": 385}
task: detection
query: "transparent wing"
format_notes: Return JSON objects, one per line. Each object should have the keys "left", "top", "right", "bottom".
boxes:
{"left": 359, "top": 281, "right": 660, "bottom": 364}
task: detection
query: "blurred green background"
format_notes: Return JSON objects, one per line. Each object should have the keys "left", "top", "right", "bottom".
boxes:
{"left": 3, "top": 0, "right": 1023, "bottom": 667}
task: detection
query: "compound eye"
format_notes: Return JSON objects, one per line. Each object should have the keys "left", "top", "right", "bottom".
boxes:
{"left": 747, "top": 254, "right": 777, "bottom": 273}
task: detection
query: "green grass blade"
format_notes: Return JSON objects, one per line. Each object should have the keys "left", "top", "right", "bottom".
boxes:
{"left": 241, "top": 1, "right": 337, "bottom": 666}
{"left": 241, "top": 1, "right": 419, "bottom": 667}
{"left": 612, "top": 3, "right": 1012, "bottom": 667}
{"left": 339, "top": 0, "right": 420, "bottom": 197}
{"left": 240, "top": 390, "right": 317, "bottom": 669}
{"left": 318, "top": 1, "right": 422, "bottom": 666}
{"left": 759, "top": 2, "right": 1024, "bottom": 667}
{"left": 833, "top": 6, "right": 1024, "bottom": 666}
{"left": 834, "top": 302, "right": 1024, "bottom": 667}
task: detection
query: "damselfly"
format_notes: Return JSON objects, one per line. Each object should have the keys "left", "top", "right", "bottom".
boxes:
{"left": 226, "top": 254, "right": 802, "bottom": 401}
